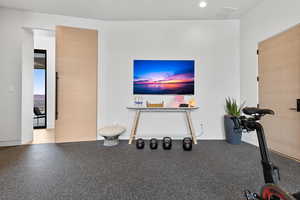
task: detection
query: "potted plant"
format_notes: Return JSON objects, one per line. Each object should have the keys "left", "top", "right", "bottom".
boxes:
{"left": 224, "top": 98, "right": 245, "bottom": 144}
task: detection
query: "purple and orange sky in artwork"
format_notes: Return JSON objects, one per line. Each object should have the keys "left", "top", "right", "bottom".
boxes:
{"left": 134, "top": 60, "right": 195, "bottom": 95}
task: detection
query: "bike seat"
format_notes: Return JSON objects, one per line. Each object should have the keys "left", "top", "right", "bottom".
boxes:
{"left": 293, "top": 192, "right": 300, "bottom": 200}
{"left": 243, "top": 107, "right": 275, "bottom": 116}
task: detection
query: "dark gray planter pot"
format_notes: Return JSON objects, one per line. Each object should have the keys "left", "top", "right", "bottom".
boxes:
{"left": 224, "top": 115, "right": 242, "bottom": 145}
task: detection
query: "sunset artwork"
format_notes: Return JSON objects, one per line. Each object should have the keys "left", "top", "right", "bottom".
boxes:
{"left": 134, "top": 60, "right": 195, "bottom": 95}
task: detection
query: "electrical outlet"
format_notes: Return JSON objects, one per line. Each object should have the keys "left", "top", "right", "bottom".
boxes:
{"left": 198, "top": 123, "right": 204, "bottom": 137}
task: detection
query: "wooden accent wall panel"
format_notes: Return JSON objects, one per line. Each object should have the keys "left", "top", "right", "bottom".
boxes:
{"left": 55, "top": 26, "right": 98, "bottom": 143}
{"left": 258, "top": 24, "right": 300, "bottom": 160}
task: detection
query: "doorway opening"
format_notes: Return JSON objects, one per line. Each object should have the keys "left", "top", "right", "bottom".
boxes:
{"left": 31, "top": 29, "right": 56, "bottom": 144}
{"left": 21, "top": 27, "right": 97, "bottom": 145}
{"left": 33, "top": 49, "right": 47, "bottom": 129}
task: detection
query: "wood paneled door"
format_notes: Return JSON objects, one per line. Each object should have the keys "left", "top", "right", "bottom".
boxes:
{"left": 258, "top": 24, "right": 300, "bottom": 160}
{"left": 55, "top": 26, "right": 98, "bottom": 143}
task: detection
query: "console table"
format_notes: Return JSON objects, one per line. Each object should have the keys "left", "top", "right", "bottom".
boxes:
{"left": 127, "top": 107, "right": 199, "bottom": 144}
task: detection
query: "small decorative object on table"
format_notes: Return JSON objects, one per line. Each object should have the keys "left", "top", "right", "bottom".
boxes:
{"left": 98, "top": 125, "right": 126, "bottom": 146}
{"left": 146, "top": 101, "right": 164, "bottom": 108}
{"left": 188, "top": 97, "right": 197, "bottom": 107}
{"left": 170, "top": 96, "right": 185, "bottom": 107}
{"left": 175, "top": 95, "right": 185, "bottom": 103}
{"left": 134, "top": 96, "right": 144, "bottom": 107}
{"left": 179, "top": 103, "right": 189, "bottom": 107}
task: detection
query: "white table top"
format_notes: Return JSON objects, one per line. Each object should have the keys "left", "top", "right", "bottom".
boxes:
{"left": 127, "top": 106, "right": 199, "bottom": 111}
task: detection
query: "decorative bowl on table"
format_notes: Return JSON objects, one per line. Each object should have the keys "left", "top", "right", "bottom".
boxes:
{"left": 146, "top": 101, "right": 164, "bottom": 108}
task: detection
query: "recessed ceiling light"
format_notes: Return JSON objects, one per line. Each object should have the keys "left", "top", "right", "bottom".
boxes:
{"left": 199, "top": 1, "right": 207, "bottom": 8}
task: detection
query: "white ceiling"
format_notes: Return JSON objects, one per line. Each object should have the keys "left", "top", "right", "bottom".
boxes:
{"left": 0, "top": 0, "right": 262, "bottom": 20}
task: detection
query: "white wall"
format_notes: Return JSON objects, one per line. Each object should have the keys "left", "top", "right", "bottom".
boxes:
{"left": 103, "top": 21, "right": 240, "bottom": 139}
{"left": 240, "top": 0, "right": 300, "bottom": 145}
{"left": 0, "top": 7, "right": 240, "bottom": 145}
{"left": 21, "top": 28, "right": 34, "bottom": 144}
{"left": 34, "top": 30, "right": 56, "bottom": 129}
{"left": 0, "top": 9, "right": 25, "bottom": 146}
{"left": 0, "top": 8, "right": 107, "bottom": 146}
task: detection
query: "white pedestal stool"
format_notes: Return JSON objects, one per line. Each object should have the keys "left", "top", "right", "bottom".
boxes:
{"left": 98, "top": 125, "right": 126, "bottom": 146}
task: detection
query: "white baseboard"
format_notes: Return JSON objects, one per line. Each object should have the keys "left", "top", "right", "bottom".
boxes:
{"left": 0, "top": 140, "right": 21, "bottom": 147}
{"left": 118, "top": 136, "right": 225, "bottom": 140}
{"left": 242, "top": 133, "right": 259, "bottom": 146}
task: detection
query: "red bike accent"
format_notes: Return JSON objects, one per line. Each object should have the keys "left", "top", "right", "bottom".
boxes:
{"left": 261, "top": 184, "right": 295, "bottom": 200}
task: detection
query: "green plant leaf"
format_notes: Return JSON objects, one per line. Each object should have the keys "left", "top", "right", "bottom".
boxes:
{"left": 225, "top": 97, "right": 246, "bottom": 117}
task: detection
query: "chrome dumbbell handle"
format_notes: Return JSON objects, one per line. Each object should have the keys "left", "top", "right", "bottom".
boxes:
{"left": 244, "top": 190, "right": 260, "bottom": 200}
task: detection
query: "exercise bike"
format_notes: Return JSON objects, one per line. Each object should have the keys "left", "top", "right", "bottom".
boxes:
{"left": 231, "top": 107, "right": 300, "bottom": 200}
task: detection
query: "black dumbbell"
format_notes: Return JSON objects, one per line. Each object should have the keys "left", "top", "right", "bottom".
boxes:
{"left": 136, "top": 138, "right": 145, "bottom": 149}
{"left": 162, "top": 137, "right": 172, "bottom": 150}
{"left": 182, "top": 137, "right": 193, "bottom": 151}
{"left": 149, "top": 138, "right": 158, "bottom": 150}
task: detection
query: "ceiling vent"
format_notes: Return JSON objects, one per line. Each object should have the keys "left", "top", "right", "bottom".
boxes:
{"left": 216, "top": 7, "right": 239, "bottom": 19}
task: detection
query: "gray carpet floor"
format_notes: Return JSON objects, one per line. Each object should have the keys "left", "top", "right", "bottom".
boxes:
{"left": 0, "top": 140, "right": 299, "bottom": 200}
